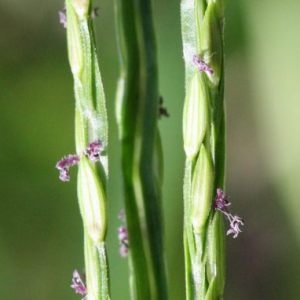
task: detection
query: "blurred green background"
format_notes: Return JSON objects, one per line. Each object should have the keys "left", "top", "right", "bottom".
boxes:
{"left": 1, "top": 0, "right": 300, "bottom": 299}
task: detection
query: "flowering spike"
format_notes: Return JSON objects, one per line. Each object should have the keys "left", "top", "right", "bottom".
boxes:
{"left": 214, "top": 188, "right": 244, "bottom": 238}
{"left": 56, "top": 154, "right": 80, "bottom": 182}
{"left": 193, "top": 54, "right": 214, "bottom": 76}
{"left": 84, "top": 140, "right": 103, "bottom": 162}
{"left": 70, "top": 270, "right": 87, "bottom": 296}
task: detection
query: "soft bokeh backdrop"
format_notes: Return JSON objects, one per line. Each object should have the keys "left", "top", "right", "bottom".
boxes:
{"left": 1, "top": 0, "right": 300, "bottom": 299}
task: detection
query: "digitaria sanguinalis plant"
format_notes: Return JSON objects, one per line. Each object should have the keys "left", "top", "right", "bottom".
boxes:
{"left": 56, "top": 0, "right": 110, "bottom": 299}
{"left": 181, "top": 0, "right": 243, "bottom": 299}
{"left": 55, "top": 0, "right": 244, "bottom": 299}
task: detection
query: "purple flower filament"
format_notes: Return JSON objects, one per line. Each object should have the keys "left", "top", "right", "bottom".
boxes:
{"left": 70, "top": 270, "right": 87, "bottom": 296}
{"left": 193, "top": 55, "right": 214, "bottom": 76}
{"left": 214, "top": 188, "right": 244, "bottom": 238}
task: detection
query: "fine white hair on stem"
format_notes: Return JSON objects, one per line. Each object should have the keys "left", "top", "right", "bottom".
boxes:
{"left": 183, "top": 42, "right": 197, "bottom": 66}
{"left": 181, "top": 0, "right": 194, "bottom": 11}
{"left": 181, "top": 0, "right": 197, "bottom": 68}
{"left": 192, "top": 263, "right": 201, "bottom": 286}
{"left": 83, "top": 109, "right": 103, "bottom": 131}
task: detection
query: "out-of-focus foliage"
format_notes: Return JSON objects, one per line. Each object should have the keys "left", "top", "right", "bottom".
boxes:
{"left": 0, "top": 0, "right": 299, "bottom": 299}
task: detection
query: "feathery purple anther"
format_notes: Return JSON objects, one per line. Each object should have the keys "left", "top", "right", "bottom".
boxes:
{"left": 118, "top": 226, "right": 128, "bottom": 241}
{"left": 84, "top": 140, "right": 103, "bottom": 162}
{"left": 55, "top": 140, "right": 104, "bottom": 181}
{"left": 214, "top": 188, "right": 244, "bottom": 238}
{"left": 193, "top": 55, "right": 214, "bottom": 76}
{"left": 56, "top": 154, "right": 80, "bottom": 182}
{"left": 70, "top": 270, "right": 87, "bottom": 296}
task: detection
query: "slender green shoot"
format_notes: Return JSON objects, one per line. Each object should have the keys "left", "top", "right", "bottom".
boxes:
{"left": 114, "top": 0, "right": 168, "bottom": 299}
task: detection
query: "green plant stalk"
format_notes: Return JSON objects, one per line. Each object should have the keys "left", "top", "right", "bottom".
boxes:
{"left": 114, "top": 0, "right": 168, "bottom": 299}
{"left": 181, "top": 0, "right": 225, "bottom": 299}
{"left": 65, "top": 1, "right": 110, "bottom": 299}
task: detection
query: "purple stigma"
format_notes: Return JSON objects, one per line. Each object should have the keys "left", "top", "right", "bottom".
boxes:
{"left": 117, "top": 211, "right": 129, "bottom": 257}
{"left": 84, "top": 140, "right": 103, "bottom": 162}
{"left": 193, "top": 55, "right": 214, "bottom": 76}
{"left": 70, "top": 270, "right": 87, "bottom": 296}
{"left": 58, "top": 9, "right": 67, "bottom": 28}
{"left": 119, "top": 244, "right": 129, "bottom": 257}
{"left": 56, "top": 154, "right": 80, "bottom": 182}
{"left": 214, "top": 188, "right": 244, "bottom": 238}
{"left": 214, "top": 188, "right": 231, "bottom": 210}
{"left": 118, "top": 226, "right": 129, "bottom": 257}
{"left": 118, "top": 226, "right": 128, "bottom": 241}
{"left": 59, "top": 168, "right": 70, "bottom": 182}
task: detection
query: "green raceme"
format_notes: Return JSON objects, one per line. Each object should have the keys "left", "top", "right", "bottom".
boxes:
{"left": 65, "top": 0, "right": 110, "bottom": 299}
{"left": 181, "top": 0, "right": 226, "bottom": 299}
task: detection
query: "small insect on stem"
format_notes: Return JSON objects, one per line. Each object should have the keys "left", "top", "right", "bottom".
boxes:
{"left": 158, "top": 96, "right": 170, "bottom": 119}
